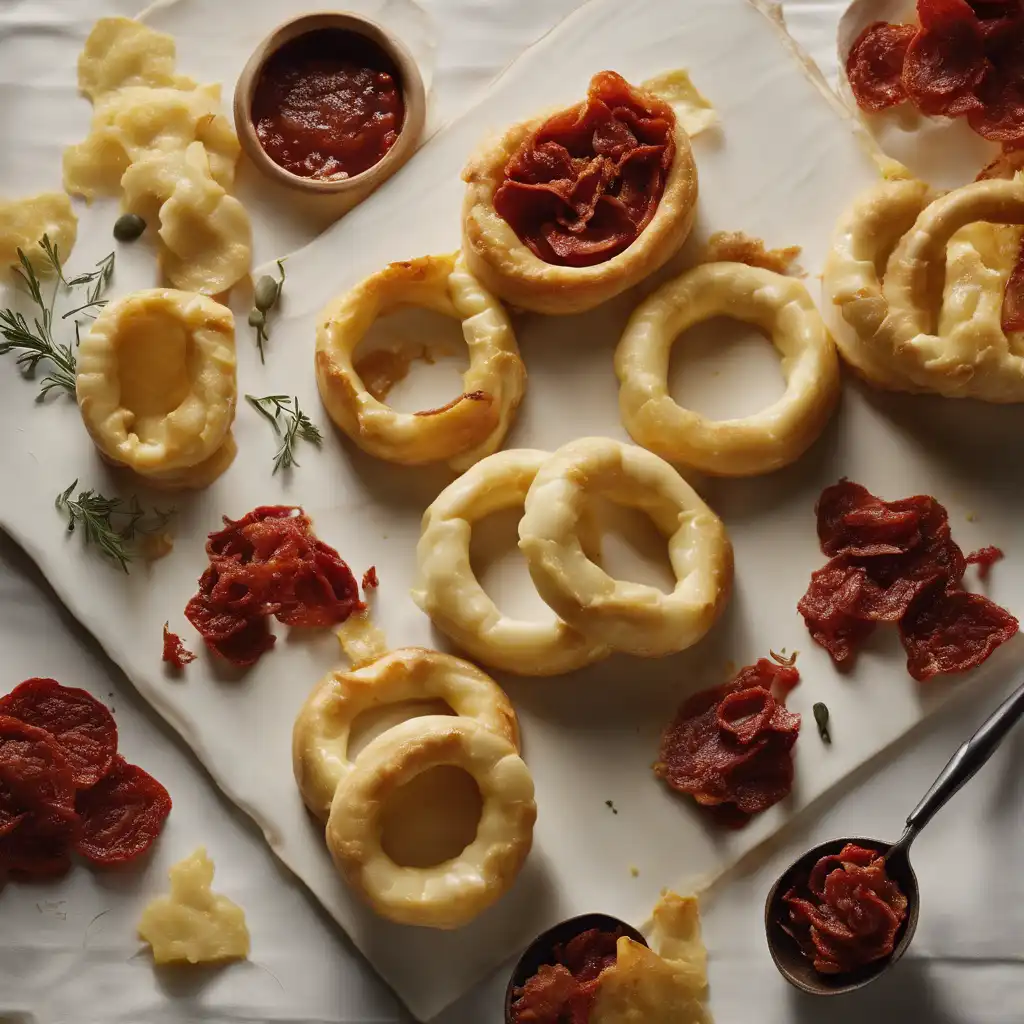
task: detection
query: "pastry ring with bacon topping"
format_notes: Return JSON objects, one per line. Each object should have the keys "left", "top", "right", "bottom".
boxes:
{"left": 461, "top": 70, "right": 698, "bottom": 315}
{"left": 518, "top": 437, "right": 733, "bottom": 657}
{"left": 292, "top": 646, "right": 520, "bottom": 820}
{"left": 615, "top": 262, "right": 840, "bottom": 476}
{"left": 76, "top": 289, "right": 237, "bottom": 489}
{"left": 412, "top": 449, "right": 611, "bottom": 675}
{"left": 326, "top": 715, "right": 536, "bottom": 929}
{"left": 314, "top": 252, "right": 525, "bottom": 470}
{"left": 823, "top": 174, "right": 1024, "bottom": 402}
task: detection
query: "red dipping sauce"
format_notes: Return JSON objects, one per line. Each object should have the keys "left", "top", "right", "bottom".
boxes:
{"left": 251, "top": 29, "right": 405, "bottom": 181}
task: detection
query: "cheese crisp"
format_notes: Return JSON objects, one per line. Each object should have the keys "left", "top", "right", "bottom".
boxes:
{"left": 0, "top": 192, "right": 77, "bottom": 273}
{"left": 138, "top": 848, "right": 250, "bottom": 965}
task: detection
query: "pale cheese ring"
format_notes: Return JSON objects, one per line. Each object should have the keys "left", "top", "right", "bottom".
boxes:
{"left": 76, "top": 288, "right": 236, "bottom": 487}
{"left": 326, "top": 715, "right": 536, "bottom": 929}
{"left": 292, "top": 647, "right": 519, "bottom": 821}
{"left": 615, "top": 262, "right": 840, "bottom": 476}
{"left": 518, "top": 437, "right": 733, "bottom": 657}
{"left": 460, "top": 92, "right": 697, "bottom": 315}
{"left": 314, "top": 252, "right": 525, "bottom": 470}
{"left": 411, "top": 449, "right": 611, "bottom": 676}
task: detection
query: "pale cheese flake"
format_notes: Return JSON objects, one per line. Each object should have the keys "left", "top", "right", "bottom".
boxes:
{"left": 0, "top": 192, "right": 77, "bottom": 273}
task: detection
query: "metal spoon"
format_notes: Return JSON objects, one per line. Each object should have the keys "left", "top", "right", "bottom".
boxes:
{"left": 765, "top": 676, "right": 1024, "bottom": 996}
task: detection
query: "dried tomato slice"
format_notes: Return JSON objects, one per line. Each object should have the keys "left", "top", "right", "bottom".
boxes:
{"left": 206, "top": 505, "right": 309, "bottom": 562}
{"left": 900, "top": 590, "right": 1018, "bottom": 679}
{"left": 0, "top": 714, "right": 76, "bottom": 811}
{"left": 966, "top": 544, "right": 1005, "bottom": 578}
{"left": 207, "top": 615, "right": 277, "bottom": 667}
{"left": 0, "top": 679, "right": 118, "bottom": 789}
{"left": 162, "top": 624, "right": 196, "bottom": 668}
{"left": 362, "top": 566, "right": 379, "bottom": 590}
{"left": 74, "top": 755, "right": 171, "bottom": 865}
{"left": 846, "top": 22, "right": 917, "bottom": 111}
{"left": 0, "top": 803, "right": 80, "bottom": 880}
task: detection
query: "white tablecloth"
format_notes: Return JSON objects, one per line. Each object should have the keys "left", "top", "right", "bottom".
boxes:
{"left": 1, "top": 2, "right": 1022, "bottom": 1022}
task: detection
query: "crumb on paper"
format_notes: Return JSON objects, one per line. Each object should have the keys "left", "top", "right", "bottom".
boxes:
{"left": 640, "top": 69, "right": 718, "bottom": 137}
{"left": 630, "top": 866, "right": 640, "bottom": 878}
{"left": 336, "top": 611, "right": 387, "bottom": 667}
{"left": 701, "top": 231, "right": 803, "bottom": 276}
{"left": 605, "top": 799, "right": 619, "bottom": 815}
{"left": 966, "top": 512, "right": 978, "bottom": 522}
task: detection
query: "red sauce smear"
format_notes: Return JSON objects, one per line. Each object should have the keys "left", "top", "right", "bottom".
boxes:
{"left": 510, "top": 927, "right": 621, "bottom": 1024}
{"left": 493, "top": 70, "right": 676, "bottom": 268}
{"left": 781, "top": 843, "right": 908, "bottom": 974}
{"left": 252, "top": 28, "right": 405, "bottom": 181}
{"left": 799, "top": 480, "right": 1017, "bottom": 679}
{"left": 655, "top": 655, "right": 801, "bottom": 829}
{"left": 0, "top": 680, "right": 170, "bottom": 880}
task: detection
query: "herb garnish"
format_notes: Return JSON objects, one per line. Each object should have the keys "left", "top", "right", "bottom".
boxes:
{"left": 245, "top": 393, "right": 323, "bottom": 473}
{"left": 812, "top": 702, "right": 831, "bottom": 744}
{"left": 249, "top": 258, "right": 286, "bottom": 363}
{"left": 56, "top": 481, "right": 173, "bottom": 573}
{"left": 0, "top": 237, "right": 115, "bottom": 398}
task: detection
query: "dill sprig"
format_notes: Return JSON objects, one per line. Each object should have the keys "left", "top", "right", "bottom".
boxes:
{"left": 55, "top": 480, "right": 174, "bottom": 573}
{"left": 245, "top": 393, "right": 323, "bottom": 473}
{"left": 0, "top": 238, "right": 115, "bottom": 398}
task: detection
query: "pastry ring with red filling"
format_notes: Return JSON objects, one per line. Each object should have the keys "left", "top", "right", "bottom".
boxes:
{"left": 412, "top": 449, "right": 611, "bottom": 675}
{"left": 518, "top": 437, "right": 733, "bottom": 657}
{"left": 615, "top": 261, "right": 840, "bottom": 476}
{"left": 314, "top": 252, "right": 526, "bottom": 469}
{"left": 823, "top": 174, "right": 1024, "bottom": 402}
{"left": 461, "top": 70, "right": 698, "bottom": 315}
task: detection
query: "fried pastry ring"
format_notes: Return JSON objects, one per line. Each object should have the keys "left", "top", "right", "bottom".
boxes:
{"left": 76, "top": 289, "right": 236, "bottom": 488}
{"left": 314, "top": 252, "right": 525, "bottom": 469}
{"left": 292, "top": 646, "right": 519, "bottom": 821}
{"left": 615, "top": 262, "right": 840, "bottom": 476}
{"left": 460, "top": 77, "right": 698, "bottom": 315}
{"left": 823, "top": 176, "right": 1024, "bottom": 401}
{"left": 412, "top": 449, "right": 611, "bottom": 676}
{"left": 326, "top": 715, "right": 536, "bottom": 929}
{"left": 518, "top": 438, "right": 733, "bottom": 657}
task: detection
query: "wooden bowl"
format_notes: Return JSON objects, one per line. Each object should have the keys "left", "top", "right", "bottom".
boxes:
{"left": 232, "top": 12, "right": 426, "bottom": 201}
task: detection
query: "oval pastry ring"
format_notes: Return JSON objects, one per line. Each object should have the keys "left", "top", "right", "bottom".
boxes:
{"left": 518, "top": 437, "right": 733, "bottom": 658}
{"left": 292, "top": 646, "right": 520, "bottom": 821}
{"left": 412, "top": 449, "right": 611, "bottom": 676}
{"left": 75, "top": 288, "right": 237, "bottom": 489}
{"left": 615, "top": 262, "right": 840, "bottom": 476}
{"left": 326, "top": 715, "right": 537, "bottom": 929}
{"left": 314, "top": 252, "right": 526, "bottom": 470}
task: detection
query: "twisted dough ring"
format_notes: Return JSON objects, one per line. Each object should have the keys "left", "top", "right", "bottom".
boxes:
{"left": 75, "top": 289, "right": 237, "bottom": 489}
{"left": 292, "top": 646, "right": 519, "bottom": 820}
{"left": 314, "top": 252, "right": 525, "bottom": 469}
{"left": 518, "top": 438, "right": 733, "bottom": 658}
{"left": 326, "top": 715, "right": 536, "bottom": 929}
{"left": 615, "top": 262, "right": 840, "bottom": 476}
{"left": 823, "top": 176, "right": 1024, "bottom": 401}
{"left": 412, "top": 449, "right": 611, "bottom": 676}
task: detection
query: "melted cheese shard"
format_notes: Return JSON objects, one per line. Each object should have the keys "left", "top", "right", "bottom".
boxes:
{"left": 336, "top": 611, "right": 388, "bottom": 667}
{"left": 590, "top": 891, "right": 713, "bottom": 1024}
{"left": 642, "top": 70, "right": 718, "bottom": 138}
{"left": 0, "top": 193, "right": 77, "bottom": 273}
{"left": 138, "top": 847, "right": 250, "bottom": 965}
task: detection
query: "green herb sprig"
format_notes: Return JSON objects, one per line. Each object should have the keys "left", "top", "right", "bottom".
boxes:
{"left": 56, "top": 481, "right": 173, "bottom": 573}
{"left": 245, "top": 393, "right": 323, "bottom": 473}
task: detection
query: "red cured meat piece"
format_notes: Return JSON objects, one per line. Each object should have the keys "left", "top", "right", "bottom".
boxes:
{"left": 162, "top": 624, "right": 196, "bottom": 668}
{"left": 275, "top": 542, "right": 363, "bottom": 628}
{"left": 0, "top": 714, "right": 76, "bottom": 811}
{"left": 900, "top": 590, "right": 1018, "bottom": 679}
{"left": 0, "top": 803, "right": 81, "bottom": 880}
{"left": 0, "top": 679, "right": 118, "bottom": 789}
{"left": 966, "top": 545, "right": 1005, "bottom": 578}
{"left": 362, "top": 566, "right": 379, "bottom": 590}
{"left": 206, "top": 505, "right": 309, "bottom": 563}
{"left": 846, "top": 22, "right": 917, "bottom": 111}
{"left": 207, "top": 615, "right": 277, "bottom": 667}
{"left": 493, "top": 71, "right": 676, "bottom": 268}
{"left": 817, "top": 479, "right": 928, "bottom": 557}
{"left": 74, "top": 755, "right": 171, "bottom": 865}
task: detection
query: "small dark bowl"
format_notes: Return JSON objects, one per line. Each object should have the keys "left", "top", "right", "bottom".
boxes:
{"left": 504, "top": 913, "right": 648, "bottom": 1023}
{"left": 764, "top": 835, "right": 920, "bottom": 996}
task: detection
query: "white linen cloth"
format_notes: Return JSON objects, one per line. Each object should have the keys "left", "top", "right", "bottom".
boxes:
{"left": 0, "top": 2, "right": 1021, "bottom": 1022}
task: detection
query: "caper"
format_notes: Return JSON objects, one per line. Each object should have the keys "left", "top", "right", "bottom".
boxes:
{"left": 253, "top": 275, "right": 280, "bottom": 313}
{"left": 248, "top": 308, "right": 266, "bottom": 329}
{"left": 113, "top": 212, "right": 146, "bottom": 242}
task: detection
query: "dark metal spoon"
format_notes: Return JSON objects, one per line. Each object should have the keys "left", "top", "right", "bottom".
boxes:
{"left": 765, "top": 676, "right": 1024, "bottom": 996}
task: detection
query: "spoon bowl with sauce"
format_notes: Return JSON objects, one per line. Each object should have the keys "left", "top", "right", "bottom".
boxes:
{"left": 233, "top": 12, "right": 426, "bottom": 201}
{"left": 765, "top": 674, "right": 1024, "bottom": 995}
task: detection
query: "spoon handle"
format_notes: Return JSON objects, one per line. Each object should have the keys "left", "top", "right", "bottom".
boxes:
{"left": 905, "top": 676, "right": 1024, "bottom": 836}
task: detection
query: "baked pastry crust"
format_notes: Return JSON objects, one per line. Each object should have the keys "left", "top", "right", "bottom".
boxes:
{"left": 460, "top": 82, "right": 698, "bottom": 315}
{"left": 615, "top": 262, "right": 840, "bottom": 476}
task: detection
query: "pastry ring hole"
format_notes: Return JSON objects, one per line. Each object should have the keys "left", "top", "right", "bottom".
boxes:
{"left": 313, "top": 251, "right": 525, "bottom": 468}
{"left": 614, "top": 262, "right": 840, "bottom": 477}
{"left": 412, "top": 449, "right": 611, "bottom": 676}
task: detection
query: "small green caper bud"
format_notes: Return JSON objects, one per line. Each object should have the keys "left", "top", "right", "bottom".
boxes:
{"left": 248, "top": 308, "right": 266, "bottom": 329}
{"left": 253, "top": 275, "right": 280, "bottom": 313}
{"left": 113, "top": 212, "right": 147, "bottom": 242}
